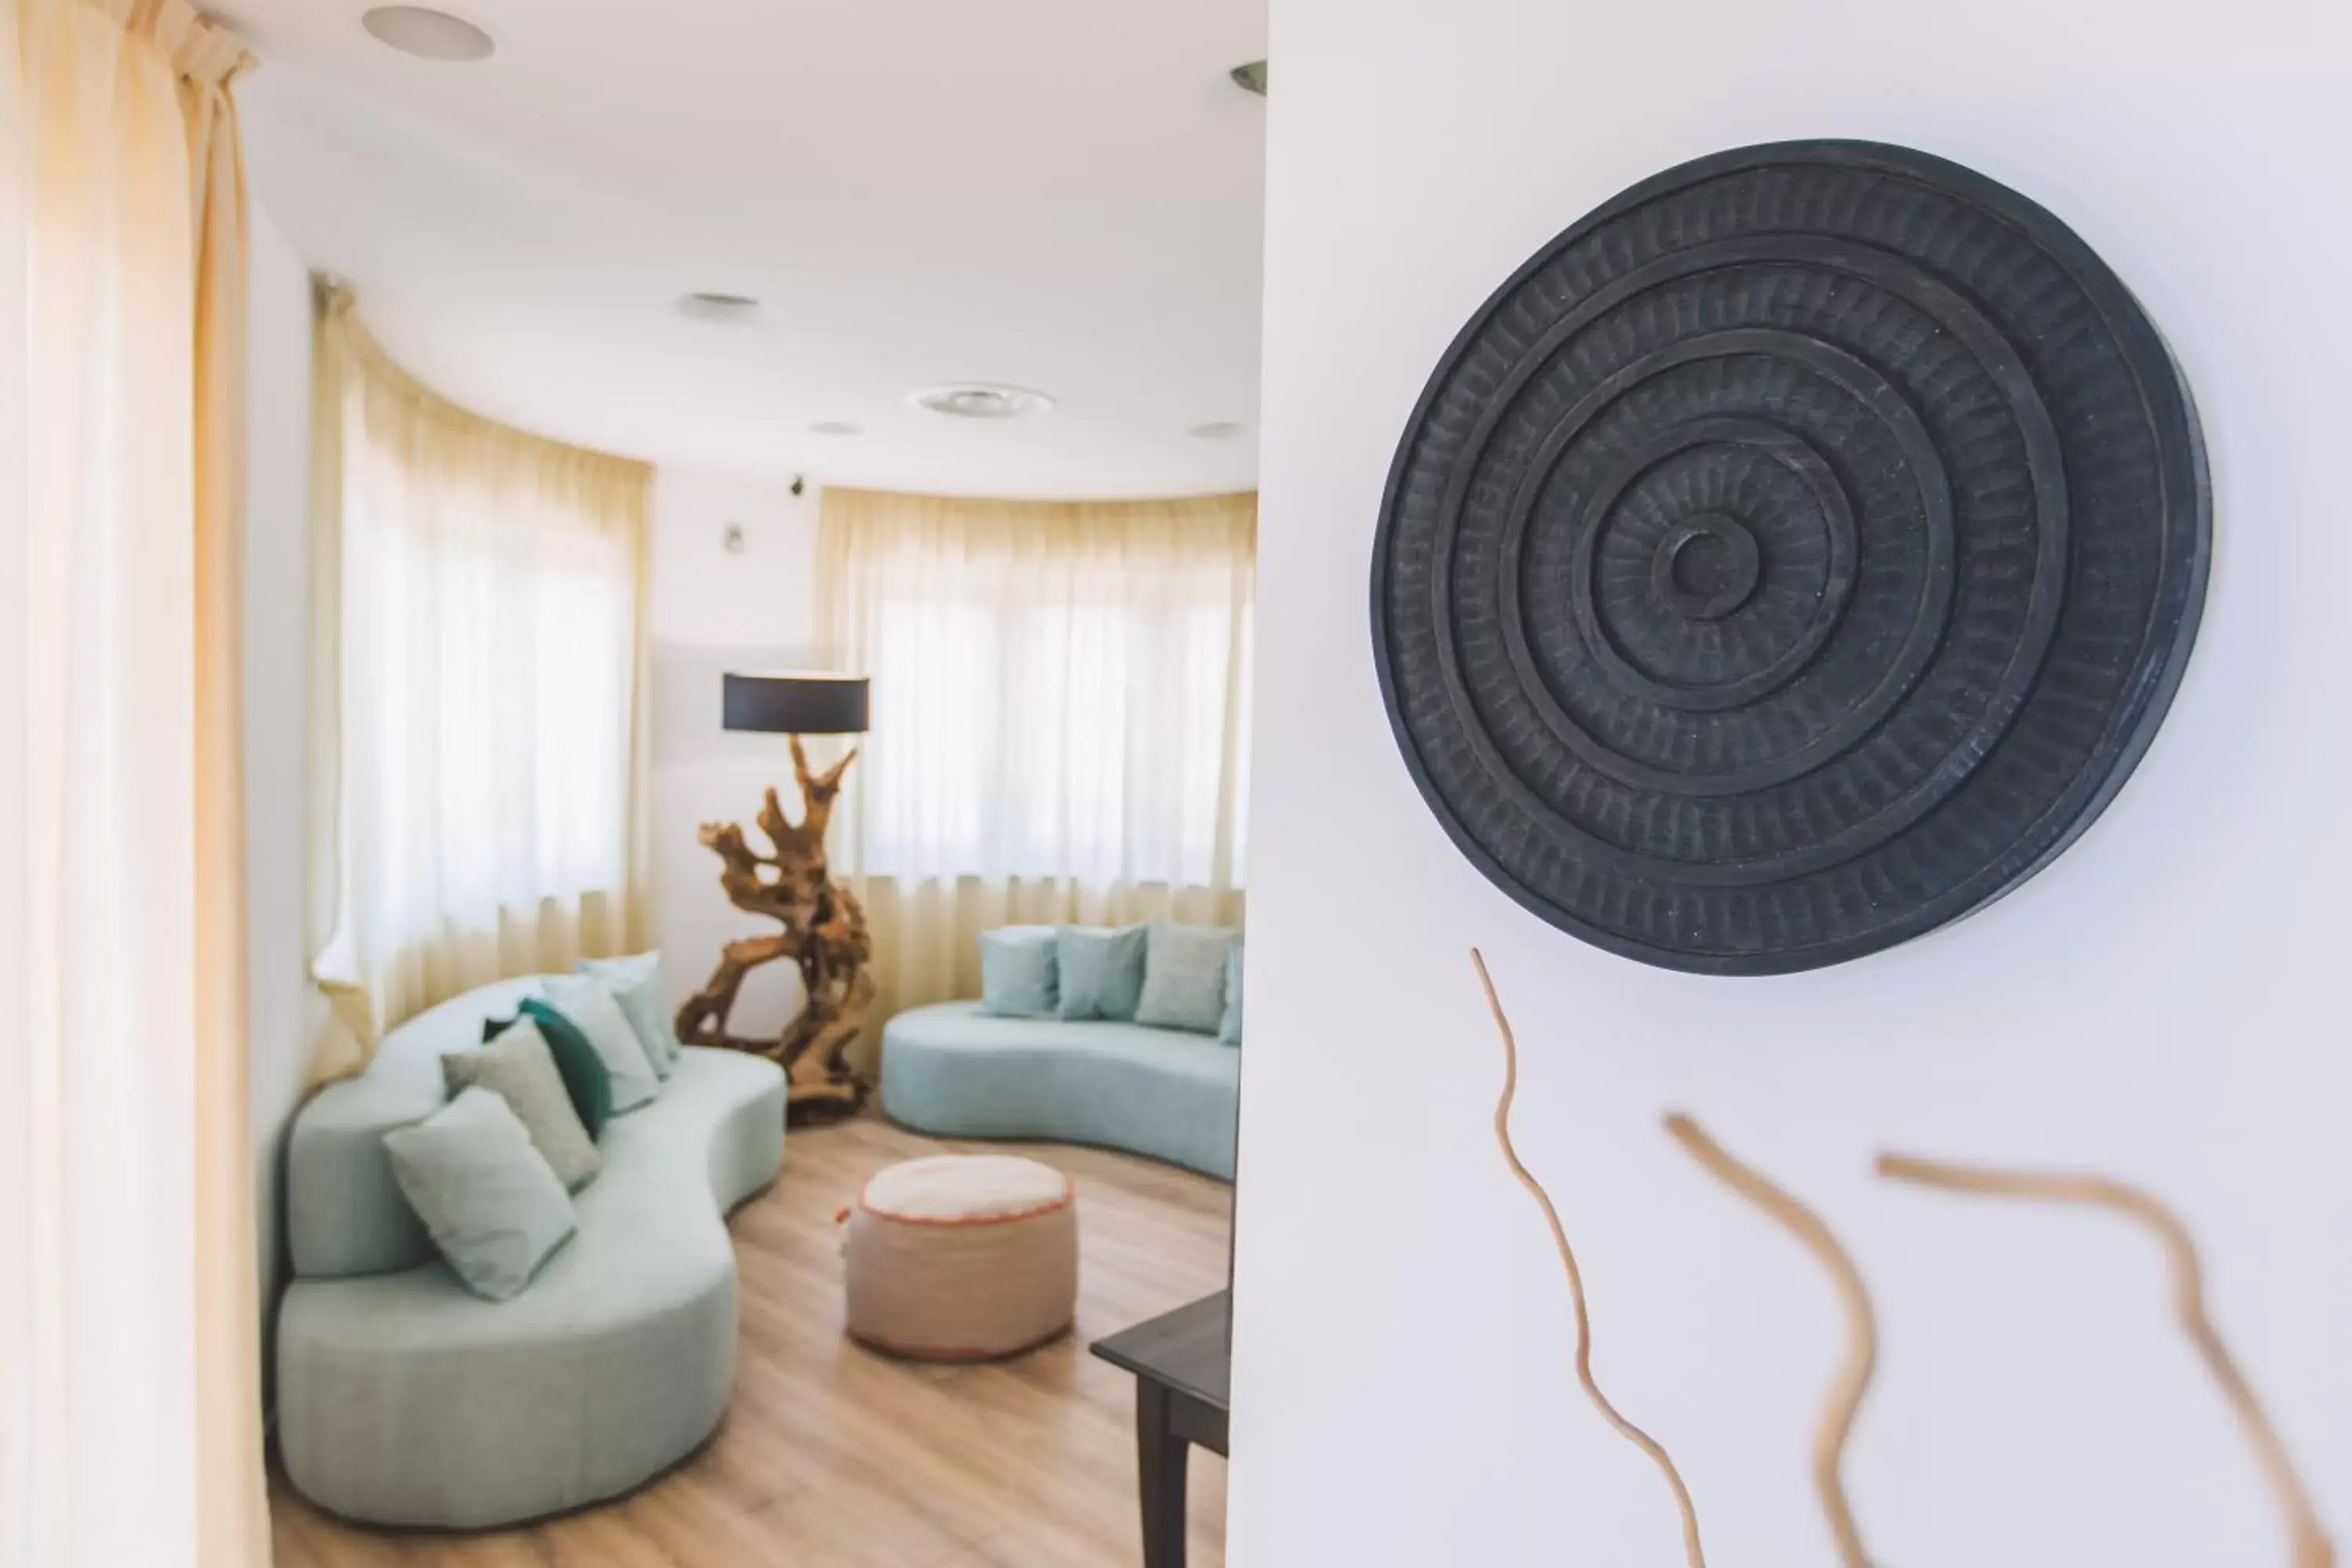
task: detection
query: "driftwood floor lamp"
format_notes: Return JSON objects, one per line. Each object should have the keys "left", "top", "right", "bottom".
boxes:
{"left": 674, "top": 671, "right": 877, "bottom": 1122}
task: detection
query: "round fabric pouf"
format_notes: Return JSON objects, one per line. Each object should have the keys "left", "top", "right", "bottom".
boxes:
{"left": 843, "top": 1154, "right": 1078, "bottom": 1361}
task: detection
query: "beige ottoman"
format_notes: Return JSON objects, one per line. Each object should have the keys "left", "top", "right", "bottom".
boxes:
{"left": 843, "top": 1155, "right": 1079, "bottom": 1361}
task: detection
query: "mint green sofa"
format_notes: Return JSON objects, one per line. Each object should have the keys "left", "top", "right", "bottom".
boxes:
{"left": 275, "top": 978, "right": 786, "bottom": 1528}
{"left": 879, "top": 1002, "right": 1238, "bottom": 1180}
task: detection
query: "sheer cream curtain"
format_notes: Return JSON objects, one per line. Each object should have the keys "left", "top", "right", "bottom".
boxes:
{"left": 0, "top": 1, "right": 269, "bottom": 1563}
{"left": 817, "top": 488, "right": 1254, "bottom": 1054}
{"left": 306, "top": 292, "right": 655, "bottom": 1084}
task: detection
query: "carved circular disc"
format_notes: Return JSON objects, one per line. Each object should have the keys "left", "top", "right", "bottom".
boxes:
{"left": 1371, "top": 141, "right": 2209, "bottom": 975}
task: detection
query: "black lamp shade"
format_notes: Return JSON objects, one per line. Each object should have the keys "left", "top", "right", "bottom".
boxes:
{"left": 723, "top": 672, "right": 870, "bottom": 735}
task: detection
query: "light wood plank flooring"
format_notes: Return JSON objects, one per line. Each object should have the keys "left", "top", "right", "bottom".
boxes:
{"left": 270, "top": 1116, "right": 1232, "bottom": 1567}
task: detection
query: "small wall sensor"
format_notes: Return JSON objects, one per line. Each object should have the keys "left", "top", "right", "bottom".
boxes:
{"left": 723, "top": 523, "right": 746, "bottom": 554}
{"left": 790, "top": 474, "right": 807, "bottom": 498}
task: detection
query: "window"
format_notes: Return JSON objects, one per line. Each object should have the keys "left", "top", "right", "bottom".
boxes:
{"left": 818, "top": 488, "right": 1254, "bottom": 894}
{"left": 310, "top": 295, "right": 652, "bottom": 1049}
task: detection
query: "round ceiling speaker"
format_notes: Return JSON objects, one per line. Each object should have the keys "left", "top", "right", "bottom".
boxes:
{"left": 1371, "top": 140, "right": 2209, "bottom": 975}
{"left": 361, "top": 5, "right": 495, "bottom": 63}
{"left": 910, "top": 383, "right": 1055, "bottom": 420}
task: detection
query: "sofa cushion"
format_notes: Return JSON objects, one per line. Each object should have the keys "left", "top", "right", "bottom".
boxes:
{"left": 383, "top": 1087, "right": 578, "bottom": 1302}
{"left": 1219, "top": 941, "right": 1244, "bottom": 1045}
{"left": 978, "top": 925, "right": 1059, "bottom": 1018}
{"left": 578, "top": 951, "right": 682, "bottom": 1077}
{"left": 443, "top": 1020, "right": 601, "bottom": 1190}
{"left": 543, "top": 972, "right": 662, "bottom": 1112}
{"left": 1054, "top": 924, "right": 1147, "bottom": 1021}
{"left": 1135, "top": 921, "right": 1237, "bottom": 1035}
{"left": 488, "top": 997, "right": 614, "bottom": 1138}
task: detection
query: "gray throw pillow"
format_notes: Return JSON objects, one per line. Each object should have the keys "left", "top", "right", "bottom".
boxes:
{"left": 383, "top": 1087, "right": 577, "bottom": 1301}
{"left": 443, "top": 1019, "right": 601, "bottom": 1191}
{"left": 979, "top": 926, "right": 1059, "bottom": 1017}
{"left": 1055, "top": 924, "right": 1149, "bottom": 1021}
{"left": 1218, "top": 941, "right": 1243, "bottom": 1047}
{"left": 578, "top": 951, "right": 681, "bottom": 1078}
{"left": 1136, "top": 922, "right": 1239, "bottom": 1035}
{"left": 542, "top": 971, "right": 662, "bottom": 1112}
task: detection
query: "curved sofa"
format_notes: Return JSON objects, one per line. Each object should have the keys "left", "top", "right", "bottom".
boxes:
{"left": 880, "top": 1002, "right": 1237, "bottom": 1179}
{"left": 277, "top": 977, "right": 786, "bottom": 1529}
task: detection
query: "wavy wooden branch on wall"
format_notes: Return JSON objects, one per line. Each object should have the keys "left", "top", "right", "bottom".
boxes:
{"left": 1878, "top": 1152, "right": 2336, "bottom": 1568}
{"left": 1665, "top": 1114, "right": 1878, "bottom": 1568}
{"left": 1472, "top": 949, "right": 1708, "bottom": 1568}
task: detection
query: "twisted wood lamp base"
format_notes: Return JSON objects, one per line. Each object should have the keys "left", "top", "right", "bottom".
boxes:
{"left": 674, "top": 736, "right": 874, "bottom": 1122}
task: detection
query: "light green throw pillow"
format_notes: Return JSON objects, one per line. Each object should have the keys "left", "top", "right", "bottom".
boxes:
{"left": 1219, "top": 942, "right": 1243, "bottom": 1047}
{"left": 442, "top": 1020, "right": 601, "bottom": 1191}
{"left": 578, "top": 951, "right": 682, "bottom": 1078}
{"left": 543, "top": 972, "right": 662, "bottom": 1112}
{"left": 1055, "top": 924, "right": 1149, "bottom": 1021}
{"left": 485, "top": 1000, "right": 612, "bottom": 1138}
{"left": 979, "top": 926, "right": 1059, "bottom": 1018}
{"left": 1135, "top": 922, "right": 1239, "bottom": 1035}
{"left": 383, "top": 1087, "right": 577, "bottom": 1301}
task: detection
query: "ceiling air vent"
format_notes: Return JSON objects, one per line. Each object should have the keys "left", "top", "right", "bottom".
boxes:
{"left": 909, "top": 383, "right": 1055, "bottom": 420}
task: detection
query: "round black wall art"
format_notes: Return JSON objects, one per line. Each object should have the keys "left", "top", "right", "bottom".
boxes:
{"left": 1371, "top": 141, "right": 2209, "bottom": 975}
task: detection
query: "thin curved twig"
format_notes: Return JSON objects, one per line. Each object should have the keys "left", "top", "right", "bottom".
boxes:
{"left": 1474, "top": 949, "right": 1708, "bottom": 1568}
{"left": 1878, "top": 1152, "right": 2335, "bottom": 1568}
{"left": 1666, "top": 1114, "right": 1878, "bottom": 1568}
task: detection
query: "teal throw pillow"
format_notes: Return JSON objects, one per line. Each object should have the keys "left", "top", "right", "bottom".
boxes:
{"left": 1055, "top": 924, "right": 1149, "bottom": 1021}
{"left": 486, "top": 999, "right": 612, "bottom": 1140}
{"left": 979, "top": 926, "right": 1060, "bottom": 1018}
{"left": 1218, "top": 942, "right": 1243, "bottom": 1047}
{"left": 1135, "top": 922, "right": 1239, "bottom": 1035}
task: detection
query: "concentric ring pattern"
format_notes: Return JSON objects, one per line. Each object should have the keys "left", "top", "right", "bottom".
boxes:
{"left": 1371, "top": 142, "right": 2209, "bottom": 974}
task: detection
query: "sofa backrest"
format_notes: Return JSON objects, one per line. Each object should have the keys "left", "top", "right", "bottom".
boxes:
{"left": 285, "top": 976, "right": 548, "bottom": 1279}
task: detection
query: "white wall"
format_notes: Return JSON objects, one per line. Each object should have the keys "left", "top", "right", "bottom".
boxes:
{"left": 648, "top": 467, "right": 824, "bottom": 1040}
{"left": 244, "top": 199, "right": 319, "bottom": 1368}
{"left": 1232, "top": 5, "right": 2351, "bottom": 1566}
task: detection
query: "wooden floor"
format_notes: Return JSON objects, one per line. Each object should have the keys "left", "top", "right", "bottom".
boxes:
{"left": 270, "top": 1116, "right": 1232, "bottom": 1567}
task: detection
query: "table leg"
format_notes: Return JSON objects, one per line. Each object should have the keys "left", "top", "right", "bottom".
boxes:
{"left": 1136, "top": 1380, "right": 1190, "bottom": 1567}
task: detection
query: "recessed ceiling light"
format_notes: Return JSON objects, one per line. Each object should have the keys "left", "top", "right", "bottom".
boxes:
{"left": 1188, "top": 419, "right": 1252, "bottom": 440}
{"left": 677, "top": 292, "right": 764, "bottom": 325}
{"left": 808, "top": 421, "right": 860, "bottom": 437}
{"left": 1230, "top": 60, "right": 1268, "bottom": 96}
{"left": 361, "top": 5, "right": 495, "bottom": 63}
{"left": 909, "top": 383, "right": 1055, "bottom": 420}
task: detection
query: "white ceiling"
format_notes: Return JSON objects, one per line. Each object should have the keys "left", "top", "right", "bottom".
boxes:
{"left": 216, "top": 1, "right": 1268, "bottom": 498}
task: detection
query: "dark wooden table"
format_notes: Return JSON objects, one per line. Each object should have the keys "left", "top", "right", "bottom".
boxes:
{"left": 1089, "top": 1290, "right": 1230, "bottom": 1567}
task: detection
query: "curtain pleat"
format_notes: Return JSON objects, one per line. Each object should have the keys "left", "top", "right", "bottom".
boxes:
{"left": 182, "top": 33, "right": 267, "bottom": 1568}
{"left": 1, "top": 1, "right": 267, "bottom": 1563}
{"left": 815, "top": 487, "right": 1254, "bottom": 1066}
{"left": 305, "top": 292, "right": 655, "bottom": 1084}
